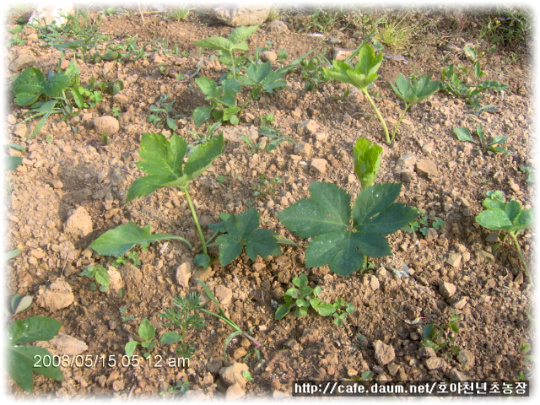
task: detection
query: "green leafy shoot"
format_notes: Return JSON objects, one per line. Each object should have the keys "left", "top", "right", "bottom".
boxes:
{"left": 10, "top": 294, "right": 33, "bottom": 315}
{"left": 352, "top": 137, "right": 382, "bottom": 189}
{"left": 277, "top": 181, "right": 418, "bottom": 277}
{"left": 193, "top": 77, "right": 242, "bottom": 127}
{"left": 161, "top": 292, "right": 206, "bottom": 359}
{"left": 390, "top": 73, "right": 440, "bottom": 142}
{"left": 475, "top": 191, "right": 533, "bottom": 284}
{"left": 7, "top": 316, "right": 64, "bottom": 392}
{"left": 125, "top": 318, "right": 156, "bottom": 359}
{"left": 80, "top": 264, "right": 110, "bottom": 292}
{"left": 207, "top": 207, "right": 283, "bottom": 267}
{"left": 11, "top": 60, "right": 83, "bottom": 138}
{"left": 323, "top": 43, "right": 390, "bottom": 143}
{"left": 125, "top": 132, "right": 224, "bottom": 257}
{"left": 274, "top": 273, "right": 354, "bottom": 324}
{"left": 422, "top": 311, "right": 462, "bottom": 358}
{"left": 194, "top": 25, "right": 259, "bottom": 78}
{"left": 90, "top": 222, "right": 193, "bottom": 256}
{"left": 194, "top": 279, "right": 261, "bottom": 361}
{"left": 453, "top": 125, "right": 508, "bottom": 154}
{"left": 239, "top": 60, "right": 288, "bottom": 99}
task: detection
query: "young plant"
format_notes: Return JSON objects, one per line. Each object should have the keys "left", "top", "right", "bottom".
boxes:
{"left": 422, "top": 311, "right": 462, "bottom": 358}
{"left": 274, "top": 273, "right": 355, "bottom": 325}
{"left": 7, "top": 316, "right": 64, "bottom": 392}
{"left": 402, "top": 209, "right": 445, "bottom": 236}
{"left": 125, "top": 318, "right": 157, "bottom": 358}
{"left": 323, "top": 43, "right": 391, "bottom": 143}
{"left": 195, "top": 279, "right": 261, "bottom": 361}
{"left": 125, "top": 132, "right": 224, "bottom": 263}
{"left": 352, "top": 137, "right": 382, "bottom": 189}
{"left": 193, "top": 77, "right": 242, "bottom": 127}
{"left": 390, "top": 73, "right": 440, "bottom": 142}
{"left": 11, "top": 60, "right": 83, "bottom": 138}
{"left": 277, "top": 181, "right": 418, "bottom": 277}
{"left": 160, "top": 292, "right": 206, "bottom": 359}
{"left": 194, "top": 25, "right": 259, "bottom": 79}
{"left": 238, "top": 60, "right": 288, "bottom": 99}
{"left": 453, "top": 125, "right": 508, "bottom": 154}
{"left": 207, "top": 207, "right": 286, "bottom": 267}
{"left": 147, "top": 94, "right": 182, "bottom": 131}
{"left": 80, "top": 264, "right": 110, "bottom": 292}
{"left": 475, "top": 190, "right": 533, "bottom": 283}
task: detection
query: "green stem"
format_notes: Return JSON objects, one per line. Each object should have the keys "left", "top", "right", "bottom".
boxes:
{"left": 229, "top": 50, "right": 236, "bottom": 80}
{"left": 510, "top": 232, "right": 532, "bottom": 285}
{"left": 391, "top": 104, "right": 410, "bottom": 145}
{"left": 181, "top": 187, "right": 207, "bottom": 255}
{"left": 363, "top": 90, "right": 390, "bottom": 144}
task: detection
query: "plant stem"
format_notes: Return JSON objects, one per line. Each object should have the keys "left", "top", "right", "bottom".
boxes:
{"left": 181, "top": 187, "right": 207, "bottom": 255}
{"left": 509, "top": 232, "right": 532, "bottom": 285}
{"left": 391, "top": 104, "right": 410, "bottom": 144}
{"left": 229, "top": 50, "right": 236, "bottom": 79}
{"left": 363, "top": 90, "right": 390, "bottom": 144}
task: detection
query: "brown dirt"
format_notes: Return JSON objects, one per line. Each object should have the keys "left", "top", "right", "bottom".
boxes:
{"left": 5, "top": 5, "right": 534, "bottom": 400}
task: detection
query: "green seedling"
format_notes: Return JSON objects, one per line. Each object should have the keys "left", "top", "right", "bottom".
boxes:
{"left": 278, "top": 182, "right": 418, "bottom": 277}
{"left": 520, "top": 166, "right": 534, "bottom": 183}
{"left": 475, "top": 190, "right": 533, "bottom": 283}
{"left": 90, "top": 221, "right": 193, "bottom": 256}
{"left": 161, "top": 292, "right": 206, "bottom": 359}
{"left": 390, "top": 73, "right": 440, "bottom": 142}
{"left": 194, "top": 25, "right": 259, "bottom": 79}
{"left": 296, "top": 54, "right": 331, "bottom": 92}
{"left": 6, "top": 143, "right": 25, "bottom": 172}
{"left": 125, "top": 318, "right": 158, "bottom": 358}
{"left": 11, "top": 60, "right": 82, "bottom": 138}
{"left": 352, "top": 137, "right": 382, "bottom": 189}
{"left": 147, "top": 94, "right": 182, "bottom": 131}
{"left": 111, "top": 251, "right": 141, "bottom": 268}
{"left": 275, "top": 273, "right": 355, "bottom": 324}
{"left": 195, "top": 279, "right": 261, "bottom": 361}
{"left": 239, "top": 60, "right": 288, "bottom": 99}
{"left": 422, "top": 311, "right": 462, "bottom": 358}
{"left": 124, "top": 133, "right": 223, "bottom": 261}
{"left": 167, "top": 380, "right": 190, "bottom": 395}
{"left": 193, "top": 77, "right": 242, "bottom": 126}
{"left": 250, "top": 174, "right": 283, "bottom": 200}
{"left": 440, "top": 48, "right": 508, "bottom": 113}
{"left": 323, "top": 43, "right": 391, "bottom": 144}
{"left": 119, "top": 306, "right": 135, "bottom": 322}
{"left": 453, "top": 125, "right": 509, "bottom": 154}
{"left": 7, "top": 316, "right": 64, "bottom": 392}
{"left": 207, "top": 207, "right": 290, "bottom": 267}
{"left": 80, "top": 264, "right": 110, "bottom": 292}
{"left": 402, "top": 209, "right": 445, "bottom": 236}
{"left": 243, "top": 125, "right": 294, "bottom": 153}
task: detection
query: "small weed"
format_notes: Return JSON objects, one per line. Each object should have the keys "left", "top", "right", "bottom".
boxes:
{"left": 402, "top": 209, "right": 445, "bottom": 236}
{"left": 251, "top": 174, "right": 283, "bottom": 200}
{"left": 147, "top": 94, "right": 182, "bottom": 131}
{"left": 520, "top": 166, "right": 534, "bottom": 183}
{"left": 275, "top": 273, "right": 355, "bottom": 325}
{"left": 422, "top": 311, "right": 462, "bottom": 358}
{"left": 119, "top": 306, "right": 135, "bottom": 322}
{"left": 125, "top": 318, "right": 157, "bottom": 358}
{"left": 80, "top": 264, "right": 110, "bottom": 292}
{"left": 167, "top": 7, "right": 191, "bottom": 22}
{"left": 454, "top": 125, "right": 509, "bottom": 154}
{"left": 374, "top": 15, "right": 415, "bottom": 49}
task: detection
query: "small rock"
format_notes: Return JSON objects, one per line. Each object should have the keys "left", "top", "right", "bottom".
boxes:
{"left": 311, "top": 158, "right": 328, "bottom": 175}
{"left": 298, "top": 119, "right": 319, "bottom": 136}
{"left": 30, "top": 249, "right": 46, "bottom": 259}
{"left": 206, "top": 357, "right": 223, "bottom": 374}
{"left": 332, "top": 47, "right": 354, "bottom": 61}
{"left": 10, "top": 53, "right": 38, "bottom": 72}
{"left": 39, "top": 333, "right": 88, "bottom": 356}
{"left": 449, "top": 368, "right": 467, "bottom": 381}
{"left": 267, "top": 20, "right": 288, "bottom": 33}
{"left": 370, "top": 275, "right": 380, "bottom": 291}
{"left": 294, "top": 142, "right": 312, "bottom": 157}
{"left": 425, "top": 356, "right": 445, "bottom": 370}
{"left": 419, "top": 346, "right": 436, "bottom": 357}
{"left": 446, "top": 253, "right": 462, "bottom": 268}
{"left": 36, "top": 279, "right": 74, "bottom": 311}
{"left": 213, "top": 6, "right": 270, "bottom": 27}
{"left": 450, "top": 297, "right": 468, "bottom": 309}
{"left": 415, "top": 159, "right": 439, "bottom": 178}
{"left": 219, "top": 363, "right": 249, "bottom": 387}
{"left": 93, "top": 116, "right": 120, "bottom": 135}
{"left": 373, "top": 340, "right": 395, "bottom": 366}
{"left": 107, "top": 267, "right": 124, "bottom": 294}
{"left": 214, "top": 285, "right": 233, "bottom": 306}
{"left": 226, "top": 383, "right": 246, "bottom": 400}
{"left": 439, "top": 281, "right": 457, "bottom": 299}
{"left": 396, "top": 153, "right": 416, "bottom": 169}
{"left": 387, "top": 363, "right": 400, "bottom": 376}
{"left": 457, "top": 350, "right": 475, "bottom": 371}
{"left": 120, "top": 264, "right": 143, "bottom": 300}
{"left": 175, "top": 262, "right": 192, "bottom": 289}
{"left": 476, "top": 250, "right": 495, "bottom": 263}
{"left": 260, "top": 50, "right": 277, "bottom": 63}
{"left": 222, "top": 125, "right": 258, "bottom": 143}
{"left": 64, "top": 207, "right": 93, "bottom": 238}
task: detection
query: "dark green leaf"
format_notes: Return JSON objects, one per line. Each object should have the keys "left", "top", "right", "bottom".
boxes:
{"left": 227, "top": 25, "right": 258, "bottom": 45}
{"left": 90, "top": 222, "right": 193, "bottom": 256}
{"left": 9, "top": 316, "right": 61, "bottom": 345}
{"left": 274, "top": 304, "right": 291, "bottom": 320}
{"left": 12, "top": 67, "right": 46, "bottom": 106}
